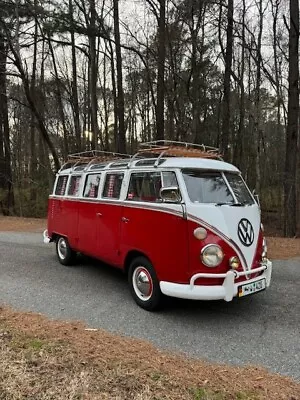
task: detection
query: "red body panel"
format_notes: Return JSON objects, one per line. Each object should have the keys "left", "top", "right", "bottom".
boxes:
{"left": 48, "top": 198, "right": 78, "bottom": 246}
{"left": 120, "top": 203, "right": 188, "bottom": 282}
{"left": 187, "top": 220, "right": 264, "bottom": 285}
{"left": 94, "top": 202, "right": 123, "bottom": 265}
{"left": 49, "top": 198, "right": 123, "bottom": 265}
{"left": 48, "top": 197, "right": 264, "bottom": 285}
{"left": 187, "top": 220, "right": 240, "bottom": 285}
{"left": 77, "top": 200, "right": 101, "bottom": 258}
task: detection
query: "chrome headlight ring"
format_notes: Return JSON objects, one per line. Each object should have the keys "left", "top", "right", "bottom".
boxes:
{"left": 201, "top": 244, "right": 224, "bottom": 267}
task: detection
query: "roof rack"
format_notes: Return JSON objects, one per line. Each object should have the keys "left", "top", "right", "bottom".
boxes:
{"left": 60, "top": 150, "right": 133, "bottom": 172}
{"left": 137, "top": 140, "right": 222, "bottom": 163}
{"left": 58, "top": 142, "right": 222, "bottom": 173}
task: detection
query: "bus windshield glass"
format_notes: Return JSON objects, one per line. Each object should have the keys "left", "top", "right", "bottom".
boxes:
{"left": 182, "top": 170, "right": 254, "bottom": 205}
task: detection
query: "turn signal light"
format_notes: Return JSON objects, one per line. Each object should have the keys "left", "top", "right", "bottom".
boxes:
{"left": 262, "top": 237, "right": 268, "bottom": 258}
{"left": 194, "top": 227, "right": 208, "bottom": 240}
{"left": 229, "top": 256, "right": 240, "bottom": 270}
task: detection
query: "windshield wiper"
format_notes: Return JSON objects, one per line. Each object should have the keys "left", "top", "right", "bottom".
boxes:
{"left": 215, "top": 202, "right": 245, "bottom": 207}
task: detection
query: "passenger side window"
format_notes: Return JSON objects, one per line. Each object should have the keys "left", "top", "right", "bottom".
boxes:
{"left": 84, "top": 174, "right": 101, "bottom": 198}
{"left": 55, "top": 176, "right": 68, "bottom": 196}
{"left": 127, "top": 172, "right": 162, "bottom": 202}
{"left": 68, "top": 175, "right": 82, "bottom": 196}
{"left": 102, "top": 173, "right": 124, "bottom": 199}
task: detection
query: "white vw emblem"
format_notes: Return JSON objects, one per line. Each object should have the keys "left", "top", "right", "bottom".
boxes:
{"left": 238, "top": 219, "right": 254, "bottom": 247}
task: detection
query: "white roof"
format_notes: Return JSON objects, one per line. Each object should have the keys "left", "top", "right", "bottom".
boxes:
{"left": 59, "top": 157, "right": 239, "bottom": 175}
{"left": 157, "top": 157, "right": 240, "bottom": 172}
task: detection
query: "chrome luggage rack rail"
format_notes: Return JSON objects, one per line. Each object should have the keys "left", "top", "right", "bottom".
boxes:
{"left": 128, "top": 140, "right": 222, "bottom": 167}
{"left": 59, "top": 141, "right": 222, "bottom": 172}
{"left": 60, "top": 150, "right": 133, "bottom": 172}
{"left": 139, "top": 140, "right": 221, "bottom": 158}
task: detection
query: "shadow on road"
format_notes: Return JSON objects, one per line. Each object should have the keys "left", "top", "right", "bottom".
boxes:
{"left": 72, "top": 253, "right": 268, "bottom": 319}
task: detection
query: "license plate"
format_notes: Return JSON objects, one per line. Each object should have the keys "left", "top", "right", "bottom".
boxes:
{"left": 238, "top": 278, "right": 266, "bottom": 297}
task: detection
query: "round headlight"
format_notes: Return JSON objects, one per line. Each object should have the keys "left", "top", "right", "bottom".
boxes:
{"left": 201, "top": 244, "right": 224, "bottom": 267}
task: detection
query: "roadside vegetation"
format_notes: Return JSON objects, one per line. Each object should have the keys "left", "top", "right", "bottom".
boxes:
{"left": 0, "top": 307, "right": 299, "bottom": 400}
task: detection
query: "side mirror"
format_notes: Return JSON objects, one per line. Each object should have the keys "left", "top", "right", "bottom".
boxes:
{"left": 252, "top": 189, "right": 260, "bottom": 207}
{"left": 160, "top": 186, "right": 181, "bottom": 203}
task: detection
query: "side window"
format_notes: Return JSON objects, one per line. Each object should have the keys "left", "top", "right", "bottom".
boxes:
{"left": 84, "top": 174, "right": 101, "bottom": 198}
{"left": 127, "top": 172, "right": 162, "bottom": 202}
{"left": 162, "top": 171, "right": 178, "bottom": 188}
{"left": 102, "top": 173, "right": 124, "bottom": 199}
{"left": 55, "top": 176, "right": 68, "bottom": 196}
{"left": 68, "top": 175, "right": 82, "bottom": 196}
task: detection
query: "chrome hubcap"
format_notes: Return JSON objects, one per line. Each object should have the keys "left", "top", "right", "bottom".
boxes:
{"left": 57, "top": 238, "right": 67, "bottom": 260}
{"left": 132, "top": 267, "right": 153, "bottom": 301}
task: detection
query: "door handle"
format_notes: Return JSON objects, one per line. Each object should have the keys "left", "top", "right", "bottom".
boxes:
{"left": 122, "top": 217, "right": 129, "bottom": 223}
{"left": 96, "top": 212, "right": 103, "bottom": 217}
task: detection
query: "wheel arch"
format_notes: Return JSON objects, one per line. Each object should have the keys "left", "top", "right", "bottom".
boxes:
{"left": 124, "top": 250, "right": 152, "bottom": 276}
{"left": 51, "top": 232, "right": 60, "bottom": 242}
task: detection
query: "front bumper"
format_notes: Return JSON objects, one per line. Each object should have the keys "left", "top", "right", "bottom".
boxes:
{"left": 160, "top": 260, "right": 272, "bottom": 302}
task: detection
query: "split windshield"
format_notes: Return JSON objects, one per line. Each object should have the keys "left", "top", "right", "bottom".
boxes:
{"left": 182, "top": 170, "right": 254, "bottom": 205}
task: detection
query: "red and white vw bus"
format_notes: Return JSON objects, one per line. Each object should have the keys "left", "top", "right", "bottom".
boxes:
{"left": 44, "top": 141, "right": 272, "bottom": 310}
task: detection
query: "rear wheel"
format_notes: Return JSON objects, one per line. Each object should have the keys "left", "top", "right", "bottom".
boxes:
{"left": 56, "top": 236, "right": 76, "bottom": 266}
{"left": 128, "top": 257, "right": 162, "bottom": 311}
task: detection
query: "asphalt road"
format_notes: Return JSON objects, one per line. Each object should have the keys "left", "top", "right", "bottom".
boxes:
{"left": 0, "top": 231, "right": 299, "bottom": 381}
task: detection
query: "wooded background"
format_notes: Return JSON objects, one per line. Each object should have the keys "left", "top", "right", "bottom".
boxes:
{"left": 0, "top": 0, "right": 299, "bottom": 237}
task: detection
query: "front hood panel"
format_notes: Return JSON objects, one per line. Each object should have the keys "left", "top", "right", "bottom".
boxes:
{"left": 187, "top": 204, "right": 261, "bottom": 270}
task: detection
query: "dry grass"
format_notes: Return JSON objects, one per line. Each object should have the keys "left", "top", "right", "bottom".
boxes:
{"left": 266, "top": 237, "right": 300, "bottom": 260}
{"left": 0, "top": 307, "right": 299, "bottom": 400}
{"left": 0, "top": 216, "right": 46, "bottom": 233}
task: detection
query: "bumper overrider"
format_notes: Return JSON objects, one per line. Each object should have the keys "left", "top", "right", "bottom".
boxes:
{"left": 160, "top": 260, "right": 272, "bottom": 302}
{"left": 43, "top": 230, "right": 51, "bottom": 244}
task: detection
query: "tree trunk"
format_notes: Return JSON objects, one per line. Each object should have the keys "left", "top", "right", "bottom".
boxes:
{"left": 108, "top": 40, "right": 118, "bottom": 150}
{"left": 156, "top": 0, "right": 166, "bottom": 141}
{"left": 233, "top": 0, "right": 246, "bottom": 170}
{"left": 48, "top": 36, "right": 69, "bottom": 158}
{"left": 191, "top": 1, "right": 203, "bottom": 143}
{"left": 69, "top": 0, "right": 81, "bottom": 151}
{"left": 29, "top": 0, "right": 38, "bottom": 203}
{"left": 113, "top": 0, "right": 126, "bottom": 153}
{"left": 2, "top": 13, "right": 60, "bottom": 171}
{"left": 271, "top": 0, "right": 284, "bottom": 215}
{"left": 253, "top": 0, "right": 264, "bottom": 194}
{"left": 0, "top": 31, "right": 14, "bottom": 215}
{"left": 39, "top": 38, "right": 52, "bottom": 188}
{"left": 284, "top": 0, "right": 299, "bottom": 237}
{"left": 220, "top": 0, "right": 233, "bottom": 160}
{"left": 89, "top": 0, "right": 100, "bottom": 149}
{"left": 102, "top": 51, "right": 109, "bottom": 150}
{"left": 271, "top": 0, "right": 282, "bottom": 130}
{"left": 165, "top": 23, "right": 178, "bottom": 141}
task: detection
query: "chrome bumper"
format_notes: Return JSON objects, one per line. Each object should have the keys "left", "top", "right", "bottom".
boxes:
{"left": 160, "top": 260, "right": 272, "bottom": 302}
{"left": 43, "top": 229, "right": 51, "bottom": 244}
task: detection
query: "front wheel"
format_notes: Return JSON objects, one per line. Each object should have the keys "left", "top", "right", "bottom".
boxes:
{"left": 56, "top": 236, "right": 76, "bottom": 266}
{"left": 128, "top": 257, "right": 162, "bottom": 311}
